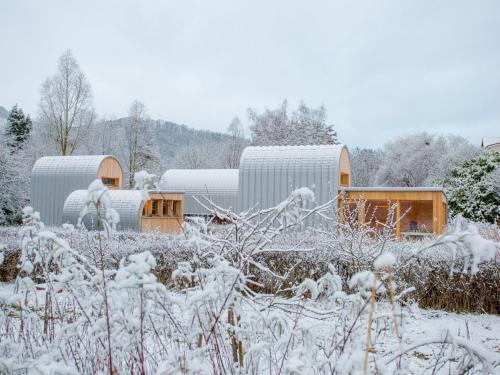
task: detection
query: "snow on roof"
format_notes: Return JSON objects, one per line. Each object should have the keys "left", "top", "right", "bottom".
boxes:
{"left": 240, "top": 144, "right": 346, "bottom": 163}
{"left": 160, "top": 169, "right": 239, "bottom": 215}
{"left": 160, "top": 169, "right": 239, "bottom": 194}
{"left": 341, "top": 187, "right": 445, "bottom": 192}
{"left": 32, "top": 155, "right": 115, "bottom": 174}
{"left": 482, "top": 137, "right": 500, "bottom": 148}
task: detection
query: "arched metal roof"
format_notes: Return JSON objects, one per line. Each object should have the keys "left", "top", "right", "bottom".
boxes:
{"left": 63, "top": 189, "right": 144, "bottom": 231}
{"left": 31, "top": 155, "right": 121, "bottom": 226}
{"left": 239, "top": 144, "right": 349, "bottom": 212}
{"left": 160, "top": 169, "right": 239, "bottom": 215}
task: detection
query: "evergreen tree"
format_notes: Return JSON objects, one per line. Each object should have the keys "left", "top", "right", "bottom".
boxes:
{"left": 5, "top": 104, "right": 32, "bottom": 148}
{"left": 444, "top": 151, "right": 499, "bottom": 224}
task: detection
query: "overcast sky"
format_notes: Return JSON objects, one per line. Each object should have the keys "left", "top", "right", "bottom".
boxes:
{"left": 0, "top": 1, "right": 499, "bottom": 148}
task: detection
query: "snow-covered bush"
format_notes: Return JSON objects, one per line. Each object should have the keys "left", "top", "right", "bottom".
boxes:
{"left": 0, "top": 182, "right": 498, "bottom": 373}
{"left": 444, "top": 151, "right": 499, "bottom": 224}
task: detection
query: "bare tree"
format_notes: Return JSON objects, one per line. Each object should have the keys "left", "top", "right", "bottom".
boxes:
{"left": 222, "top": 117, "right": 246, "bottom": 168}
{"left": 38, "top": 50, "right": 95, "bottom": 155}
{"left": 122, "top": 101, "right": 160, "bottom": 187}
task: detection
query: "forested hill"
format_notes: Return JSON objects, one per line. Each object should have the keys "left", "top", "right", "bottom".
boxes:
{"left": 150, "top": 119, "right": 230, "bottom": 166}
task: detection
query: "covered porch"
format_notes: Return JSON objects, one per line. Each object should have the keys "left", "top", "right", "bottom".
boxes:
{"left": 338, "top": 187, "right": 448, "bottom": 238}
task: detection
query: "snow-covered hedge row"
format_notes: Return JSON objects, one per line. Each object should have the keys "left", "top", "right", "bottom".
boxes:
{"left": 1, "top": 216, "right": 498, "bottom": 313}
{"left": 0, "top": 184, "right": 498, "bottom": 373}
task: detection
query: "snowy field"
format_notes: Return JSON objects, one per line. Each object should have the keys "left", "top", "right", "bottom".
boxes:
{"left": 0, "top": 186, "right": 498, "bottom": 374}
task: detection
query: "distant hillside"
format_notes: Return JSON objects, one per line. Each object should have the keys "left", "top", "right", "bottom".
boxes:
{"left": 151, "top": 119, "right": 230, "bottom": 166}
{"left": 98, "top": 117, "right": 231, "bottom": 168}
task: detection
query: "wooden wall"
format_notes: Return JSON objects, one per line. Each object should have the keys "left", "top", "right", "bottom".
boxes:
{"left": 140, "top": 192, "right": 184, "bottom": 234}
{"left": 97, "top": 157, "right": 123, "bottom": 189}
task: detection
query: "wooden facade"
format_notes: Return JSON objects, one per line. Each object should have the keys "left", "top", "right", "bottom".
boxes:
{"left": 339, "top": 188, "right": 447, "bottom": 238}
{"left": 339, "top": 147, "right": 351, "bottom": 187}
{"left": 97, "top": 157, "right": 123, "bottom": 189}
{"left": 140, "top": 192, "right": 184, "bottom": 234}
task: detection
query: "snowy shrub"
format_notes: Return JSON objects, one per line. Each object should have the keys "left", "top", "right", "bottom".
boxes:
{"left": 444, "top": 151, "right": 500, "bottom": 224}
{"left": 0, "top": 182, "right": 498, "bottom": 373}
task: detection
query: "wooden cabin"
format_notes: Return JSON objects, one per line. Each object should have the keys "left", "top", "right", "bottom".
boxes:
{"left": 339, "top": 187, "right": 447, "bottom": 238}
{"left": 32, "top": 155, "right": 123, "bottom": 226}
{"left": 141, "top": 192, "right": 184, "bottom": 233}
{"left": 63, "top": 190, "right": 184, "bottom": 234}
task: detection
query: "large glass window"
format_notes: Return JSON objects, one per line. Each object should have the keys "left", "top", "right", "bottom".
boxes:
{"left": 364, "top": 200, "right": 394, "bottom": 231}
{"left": 400, "top": 200, "right": 433, "bottom": 234}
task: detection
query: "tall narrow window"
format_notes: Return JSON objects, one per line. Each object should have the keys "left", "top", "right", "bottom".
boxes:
{"left": 162, "top": 200, "right": 169, "bottom": 216}
{"left": 172, "top": 201, "right": 178, "bottom": 217}
{"left": 152, "top": 200, "right": 158, "bottom": 216}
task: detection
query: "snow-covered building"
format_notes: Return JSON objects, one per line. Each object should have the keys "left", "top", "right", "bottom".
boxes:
{"left": 63, "top": 190, "right": 184, "bottom": 233}
{"left": 160, "top": 169, "right": 239, "bottom": 216}
{"left": 481, "top": 137, "right": 500, "bottom": 153}
{"left": 31, "top": 155, "right": 122, "bottom": 226}
{"left": 238, "top": 144, "right": 351, "bottom": 213}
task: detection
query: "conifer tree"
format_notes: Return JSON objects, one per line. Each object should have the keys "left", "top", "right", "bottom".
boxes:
{"left": 5, "top": 104, "right": 32, "bottom": 148}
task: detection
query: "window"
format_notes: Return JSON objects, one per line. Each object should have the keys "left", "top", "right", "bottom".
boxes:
{"left": 400, "top": 200, "right": 433, "bottom": 234}
{"left": 102, "top": 177, "right": 119, "bottom": 188}
{"left": 151, "top": 200, "right": 159, "bottom": 216}
{"left": 340, "top": 173, "right": 349, "bottom": 186}
{"left": 162, "top": 200, "right": 169, "bottom": 216}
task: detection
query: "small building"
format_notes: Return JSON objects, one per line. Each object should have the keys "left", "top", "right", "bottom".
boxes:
{"left": 481, "top": 137, "right": 500, "bottom": 153}
{"left": 31, "top": 155, "right": 122, "bottom": 226}
{"left": 239, "top": 144, "right": 351, "bottom": 213}
{"left": 160, "top": 169, "right": 239, "bottom": 216}
{"left": 339, "top": 187, "right": 448, "bottom": 238}
{"left": 62, "top": 190, "right": 184, "bottom": 233}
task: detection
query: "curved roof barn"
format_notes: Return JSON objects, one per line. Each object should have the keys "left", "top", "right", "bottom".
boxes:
{"left": 238, "top": 144, "right": 351, "bottom": 212}
{"left": 160, "top": 169, "right": 239, "bottom": 215}
{"left": 63, "top": 189, "right": 144, "bottom": 231}
{"left": 31, "top": 155, "right": 122, "bottom": 226}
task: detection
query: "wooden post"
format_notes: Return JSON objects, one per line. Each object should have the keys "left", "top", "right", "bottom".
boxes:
{"left": 396, "top": 200, "right": 401, "bottom": 239}
{"left": 432, "top": 195, "right": 439, "bottom": 234}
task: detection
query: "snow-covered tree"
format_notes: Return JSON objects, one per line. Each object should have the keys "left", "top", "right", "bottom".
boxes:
{"left": 38, "top": 49, "right": 95, "bottom": 155}
{"left": 248, "top": 100, "right": 338, "bottom": 146}
{"left": 375, "top": 133, "right": 479, "bottom": 187}
{"left": 350, "top": 147, "right": 385, "bottom": 186}
{"left": 4, "top": 104, "right": 32, "bottom": 149}
{"left": 0, "top": 133, "right": 30, "bottom": 224}
{"left": 444, "top": 151, "right": 499, "bottom": 224}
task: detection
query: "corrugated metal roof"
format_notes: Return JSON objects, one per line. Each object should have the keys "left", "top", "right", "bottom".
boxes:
{"left": 160, "top": 169, "right": 239, "bottom": 215}
{"left": 31, "top": 155, "right": 120, "bottom": 226}
{"left": 239, "top": 144, "right": 347, "bottom": 213}
{"left": 63, "top": 189, "right": 144, "bottom": 231}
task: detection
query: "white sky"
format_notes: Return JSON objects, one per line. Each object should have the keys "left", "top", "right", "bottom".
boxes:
{"left": 0, "top": 0, "right": 499, "bottom": 148}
